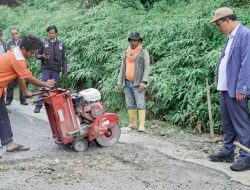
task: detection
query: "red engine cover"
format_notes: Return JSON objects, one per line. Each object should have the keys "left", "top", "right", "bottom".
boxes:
{"left": 81, "top": 102, "right": 104, "bottom": 121}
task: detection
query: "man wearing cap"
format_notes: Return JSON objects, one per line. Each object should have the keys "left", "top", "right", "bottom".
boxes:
{"left": 209, "top": 7, "right": 250, "bottom": 171}
{"left": 0, "top": 29, "right": 7, "bottom": 56}
{"left": 116, "top": 32, "right": 150, "bottom": 132}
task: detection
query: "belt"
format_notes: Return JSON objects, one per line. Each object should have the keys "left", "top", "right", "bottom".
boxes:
{"left": 125, "top": 79, "right": 134, "bottom": 83}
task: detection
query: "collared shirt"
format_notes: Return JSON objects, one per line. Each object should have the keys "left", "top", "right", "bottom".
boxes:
{"left": 217, "top": 24, "right": 240, "bottom": 91}
{"left": 7, "top": 39, "right": 21, "bottom": 50}
{"left": 50, "top": 38, "right": 56, "bottom": 43}
{"left": 0, "top": 48, "right": 32, "bottom": 96}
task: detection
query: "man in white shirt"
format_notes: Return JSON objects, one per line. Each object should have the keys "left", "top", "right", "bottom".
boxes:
{"left": 209, "top": 7, "right": 250, "bottom": 172}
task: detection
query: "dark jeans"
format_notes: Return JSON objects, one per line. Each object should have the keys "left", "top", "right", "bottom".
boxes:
{"left": 35, "top": 69, "right": 60, "bottom": 108}
{"left": 0, "top": 96, "right": 13, "bottom": 146}
{"left": 6, "top": 79, "right": 26, "bottom": 102}
{"left": 220, "top": 91, "right": 250, "bottom": 162}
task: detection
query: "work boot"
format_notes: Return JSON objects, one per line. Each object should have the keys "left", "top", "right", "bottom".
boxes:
{"left": 209, "top": 152, "right": 234, "bottom": 163}
{"left": 138, "top": 110, "right": 146, "bottom": 132}
{"left": 34, "top": 107, "right": 41, "bottom": 113}
{"left": 230, "top": 160, "right": 250, "bottom": 172}
{"left": 128, "top": 109, "right": 137, "bottom": 129}
{"left": 20, "top": 100, "right": 28, "bottom": 105}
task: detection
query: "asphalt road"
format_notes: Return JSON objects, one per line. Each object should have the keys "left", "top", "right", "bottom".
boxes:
{"left": 0, "top": 102, "right": 249, "bottom": 190}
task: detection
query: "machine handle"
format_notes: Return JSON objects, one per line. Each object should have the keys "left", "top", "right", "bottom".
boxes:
{"left": 31, "top": 86, "right": 55, "bottom": 97}
{"left": 32, "top": 92, "right": 43, "bottom": 96}
{"left": 32, "top": 98, "right": 45, "bottom": 104}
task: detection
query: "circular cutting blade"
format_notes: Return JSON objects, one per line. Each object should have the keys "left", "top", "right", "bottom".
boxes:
{"left": 96, "top": 123, "right": 121, "bottom": 147}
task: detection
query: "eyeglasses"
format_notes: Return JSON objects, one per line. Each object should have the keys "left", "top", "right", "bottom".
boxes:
{"left": 11, "top": 32, "right": 18, "bottom": 35}
{"left": 215, "top": 20, "right": 226, "bottom": 28}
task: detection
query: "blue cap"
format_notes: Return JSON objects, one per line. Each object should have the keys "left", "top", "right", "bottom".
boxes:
{"left": 128, "top": 32, "right": 142, "bottom": 41}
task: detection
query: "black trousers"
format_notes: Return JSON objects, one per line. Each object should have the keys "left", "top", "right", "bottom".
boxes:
{"left": 0, "top": 96, "right": 13, "bottom": 146}
{"left": 6, "top": 79, "right": 26, "bottom": 102}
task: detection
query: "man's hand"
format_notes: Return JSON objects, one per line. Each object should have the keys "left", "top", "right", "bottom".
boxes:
{"left": 24, "top": 91, "right": 33, "bottom": 98}
{"left": 236, "top": 93, "right": 246, "bottom": 102}
{"left": 43, "top": 54, "right": 50, "bottom": 60}
{"left": 62, "top": 70, "right": 68, "bottom": 75}
{"left": 116, "top": 84, "right": 121, "bottom": 93}
{"left": 138, "top": 83, "right": 145, "bottom": 93}
{"left": 46, "top": 79, "right": 55, "bottom": 88}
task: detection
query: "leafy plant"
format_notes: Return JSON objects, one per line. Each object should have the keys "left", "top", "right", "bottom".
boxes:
{"left": 1, "top": 0, "right": 249, "bottom": 133}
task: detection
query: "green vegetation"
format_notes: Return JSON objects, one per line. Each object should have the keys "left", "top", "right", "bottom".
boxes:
{"left": 1, "top": 0, "right": 249, "bottom": 133}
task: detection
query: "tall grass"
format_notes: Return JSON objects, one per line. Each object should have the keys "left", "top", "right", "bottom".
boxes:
{"left": 1, "top": 0, "right": 250, "bottom": 132}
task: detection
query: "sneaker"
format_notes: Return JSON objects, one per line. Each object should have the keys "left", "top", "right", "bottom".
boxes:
{"left": 34, "top": 107, "right": 41, "bottom": 113}
{"left": 209, "top": 152, "right": 234, "bottom": 163}
{"left": 230, "top": 160, "right": 250, "bottom": 171}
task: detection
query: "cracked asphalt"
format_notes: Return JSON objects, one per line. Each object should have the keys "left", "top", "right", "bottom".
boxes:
{"left": 0, "top": 100, "right": 249, "bottom": 190}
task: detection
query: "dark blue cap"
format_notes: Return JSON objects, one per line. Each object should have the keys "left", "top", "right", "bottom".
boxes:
{"left": 128, "top": 32, "right": 142, "bottom": 41}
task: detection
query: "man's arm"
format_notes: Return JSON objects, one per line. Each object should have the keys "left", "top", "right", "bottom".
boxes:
{"left": 6, "top": 40, "right": 11, "bottom": 51}
{"left": 117, "top": 51, "right": 126, "bottom": 85}
{"left": 25, "top": 76, "right": 54, "bottom": 87}
{"left": 116, "top": 52, "right": 126, "bottom": 92}
{"left": 35, "top": 45, "right": 45, "bottom": 60}
{"left": 3, "top": 41, "right": 7, "bottom": 52}
{"left": 236, "top": 32, "right": 250, "bottom": 101}
{"left": 141, "top": 49, "right": 150, "bottom": 84}
{"left": 17, "top": 76, "right": 55, "bottom": 98}
{"left": 17, "top": 78, "right": 31, "bottom": 97}
{"left": 62, "top": 44, "right": 68, "bottom": 75}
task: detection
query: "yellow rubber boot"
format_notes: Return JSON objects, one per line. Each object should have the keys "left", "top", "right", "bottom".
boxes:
{"left": 128, "top": 109, "right": 137, "bottom": 129}
{"left": 138, "top": 110, "right": 146, "bottom": 132}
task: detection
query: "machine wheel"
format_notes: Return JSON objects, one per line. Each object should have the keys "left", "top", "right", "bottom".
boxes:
{"left": 72, "top": 138, "right": 88, "bottom": 152}
{"left": 96, "top": 123, "right": 121, "bottom": 147}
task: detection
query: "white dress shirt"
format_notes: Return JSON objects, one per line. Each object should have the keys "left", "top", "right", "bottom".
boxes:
{"left": 217, "top": 24, "right": 240, "bottom": 91}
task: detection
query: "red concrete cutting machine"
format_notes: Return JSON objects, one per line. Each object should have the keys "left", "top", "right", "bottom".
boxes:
{"left": 34, "top": 88, "right": 121, "bottom": 152}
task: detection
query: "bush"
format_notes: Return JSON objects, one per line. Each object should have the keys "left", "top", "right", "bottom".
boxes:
{"left": 1, "top": 0, "right": 250, "bottom": 133}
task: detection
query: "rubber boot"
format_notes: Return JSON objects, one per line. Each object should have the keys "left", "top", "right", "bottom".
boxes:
{"left": 128, "top": 109, "right": 137, "bottom": 129}
{"left": 138, "top": 110, "right": 146, "bottom": 132}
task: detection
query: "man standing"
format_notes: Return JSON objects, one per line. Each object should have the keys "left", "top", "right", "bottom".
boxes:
{"left": 34, "top": 25, "right": 68, "bottom": 113}
{"left": 5, "top": 28, "right": 28, "bottom": 106}
{"left": 116, "top": 32, "right": 150, "bottom": 132}
{"left": 209, "top": 7, "right": 250, "bottom": 171}
{"left": 0, "top": 35, "right": 54, "bottom": 152}
{"left": 0, "top": 28, "right": 6, "bottom": 56}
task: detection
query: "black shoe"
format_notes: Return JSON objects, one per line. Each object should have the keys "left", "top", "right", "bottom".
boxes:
{"left": 209, "top": 152, "right": 234, "bottom": 163}
{"left": 20, "top": 100, "right": 28, "bottom": 105}
{"left": 230, "top": 160, "right": 250, "bottom": 171}
{"left": 34, "top": 107, "right": 41, "bottom": 113}
{"left": 5, "top": 100, "right": 12, "bottom": 106}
